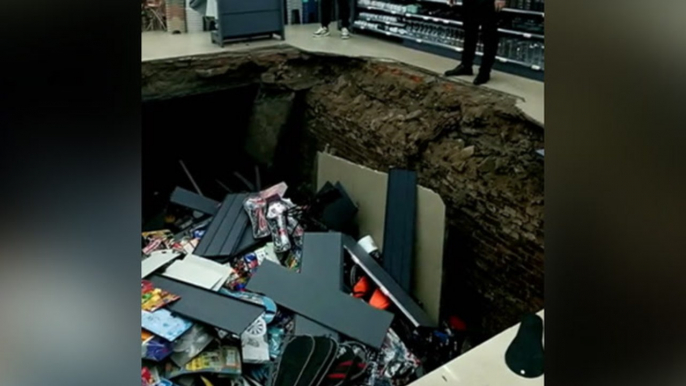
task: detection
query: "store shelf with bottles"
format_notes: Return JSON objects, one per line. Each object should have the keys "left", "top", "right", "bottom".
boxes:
{"left": 358, "top": 12, "right": 406, "bottom": 27}
{"left": 353, "top": 0, "right": 544, "bottom": 80}
{"left": 418, "top": 0, "right": 544, "bottom": 17}
{"left": 356, "top": 1, "right": 544, "bottom": 40}
{"left": 354, "top": 20, "right": 542, "bottom": 69}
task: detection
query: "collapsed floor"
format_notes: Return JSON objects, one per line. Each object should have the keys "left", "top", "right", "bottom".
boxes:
{"left": 141, "top": 46, "right": 544, "bottom": 384}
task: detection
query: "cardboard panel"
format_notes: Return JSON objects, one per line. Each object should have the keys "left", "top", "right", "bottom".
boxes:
{"left": 316, "top": 152, "right": 445, "bottom": 324}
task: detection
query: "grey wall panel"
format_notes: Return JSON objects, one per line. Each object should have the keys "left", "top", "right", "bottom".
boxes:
{"left": 194, "top": 193, "right": 251, "bottom": 257}
{"left": 194, "top": 194, "right": 235, "bottom": 256}
{"left": 382, "top": 169, "right": 417, "bottom": 293}
{"left": 149, "top": 275, "right": 263, "bottom": 335}
{"left": 170, "top": 187, "right": 220, "bottom": 215}
{"left": 204, "top": 193, "right": 247, "bottom": 256}
{"left": 246, "top": 261, "right": 393, "bottom": 348}
{"left": 294, "top": 233, "right": 344, "bottom": 339}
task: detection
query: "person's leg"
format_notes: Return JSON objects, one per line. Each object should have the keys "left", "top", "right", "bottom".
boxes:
{"left": 478, "top": 6, "right": 499, "bottom": 76}
{"left": 461, "top": 11, "right": 479, "bottom": 68}
{"left": 337, "top": 0, "right": 350, "bottom": 28}
{"left": 320, "top": 0, "right": 332, "bottom": 28}
{"left": 314, "top": 0, "right": 332, "bottom": 36}
{"left": 445, "top": 4, "right": 477, "bottom": 76}
{"left": 337, "top": 0, "right": 351, "bottom": 38}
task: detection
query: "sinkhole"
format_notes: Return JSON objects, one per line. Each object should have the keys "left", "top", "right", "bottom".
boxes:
{"left": 142, "top": 45, "right": 544, "bottom": 347}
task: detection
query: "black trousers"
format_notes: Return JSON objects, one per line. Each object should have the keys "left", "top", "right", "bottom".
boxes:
{"left": 461, "top": 1, "right": 499, "bottom": 73}
{"left": 321, "top": 0, "right": 350, "bottom": 28}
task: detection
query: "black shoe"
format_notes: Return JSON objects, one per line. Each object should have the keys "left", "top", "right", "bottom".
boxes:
{"left": 473, "top": 72, "right": 490, "bottom": 85}
{"left": 444, "top": 64, "right": 474, "bottom": 77}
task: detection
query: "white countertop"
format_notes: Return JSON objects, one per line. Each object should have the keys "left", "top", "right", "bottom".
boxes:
{"left": 411, "top": 310, "right": 544, "bottom": 385}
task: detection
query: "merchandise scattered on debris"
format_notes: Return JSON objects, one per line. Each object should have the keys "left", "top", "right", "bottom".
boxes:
{"left": 140, "top": 151, "right": 480, "bottom": 386}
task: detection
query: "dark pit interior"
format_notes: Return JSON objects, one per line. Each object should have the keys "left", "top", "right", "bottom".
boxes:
{"left": 142, "top": 46, "right": 544, "bottom": 346}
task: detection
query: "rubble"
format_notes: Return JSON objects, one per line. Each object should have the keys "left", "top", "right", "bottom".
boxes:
{"left": 141, "top": 160, "right": 465, "bottom": 385}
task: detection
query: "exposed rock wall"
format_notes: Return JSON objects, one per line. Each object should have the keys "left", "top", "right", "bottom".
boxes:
{"left": 141, "top": 47, "right": 544, "bottom": 340}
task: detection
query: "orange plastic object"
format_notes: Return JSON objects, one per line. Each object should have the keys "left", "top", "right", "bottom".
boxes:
{"left": 353, "top": 276, "right": 371, "bottom": 298}
{"left": 369, "top": 288, "right": 390, "bottom": 310}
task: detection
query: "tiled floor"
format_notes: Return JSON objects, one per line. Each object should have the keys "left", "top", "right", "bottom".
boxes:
{"left": 142, "top": 25, "right": 544, "bottom": 125}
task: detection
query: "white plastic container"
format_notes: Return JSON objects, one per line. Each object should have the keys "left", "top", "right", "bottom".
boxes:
{"left": 185, "top": 0, "right": 205, "bottom": 33}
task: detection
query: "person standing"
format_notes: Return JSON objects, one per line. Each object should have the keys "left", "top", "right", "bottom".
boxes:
{"left": 444, "top": 0, "right": 506, "bottom": 85}
{"left": 313, "top": 0, "right": 351, "bottom": 39}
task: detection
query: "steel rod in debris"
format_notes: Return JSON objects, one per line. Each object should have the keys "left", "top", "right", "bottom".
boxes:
{"left": 179, "top": 159, "right": 203, "bottom": 196}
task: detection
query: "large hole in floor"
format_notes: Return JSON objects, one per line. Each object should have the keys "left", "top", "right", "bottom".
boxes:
{"left": 143, "top": 46, "right": 543, "bottom": 354}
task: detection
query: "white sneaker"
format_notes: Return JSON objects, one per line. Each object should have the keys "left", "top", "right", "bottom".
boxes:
{"left": 313, "top": 26, "right": 330, "bottom": 37}
{"left": 341, "top": 27, "right": 351, "bottom": 39}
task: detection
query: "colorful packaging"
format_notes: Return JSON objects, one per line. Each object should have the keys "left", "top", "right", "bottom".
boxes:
{"left": 241, "top": 317, "right": 270, "bottom": 364}
{"left": 142, "top": 230, "right": 174, "bottom": 255}
{"left": 365, "top": 329, "right": 421, "bottom": 385}
{"left": 142, "top": 367, "right": 156, "bottom": 386}
{"left": 142, "top": 332, "right": 174, "bottom": 361}
{"left": 141, "top": 309, "right": 193, "bottom": 342}
{"left": 165, "top": 346, "right": 242, "bottom": 379}
{"left": 141, "top": 280, "right": 181, "bottom": 312}
{"left": 266, "top": 200, "right": 291, "bottom": 253}
{"left": 268, "top": 326, "right": 285, "bottom": 359}
{"left": 170, "top": 324, "right": 214, "bottom": 367}
{"left": 244, "top": 183, "right": 288, "bottom": 239}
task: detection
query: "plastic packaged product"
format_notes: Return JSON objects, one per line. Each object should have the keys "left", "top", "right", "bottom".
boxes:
{"left": 266, "top": 200, "right": 291, "bottom": 253}
{"left": 243, "top": 183, "right": 288, "bottom": 239}
{"left": 241, "top": 317, "right": 270, "bottom": 364}
{"left": 244, "top": 196, "right": 270, "bottom": 239}
{"left": 366, "top": 329, "right": 421, "bottom": 385}
{"left": 142, "top": 367, "right": 156, "bottom": 386}
{"left": 267, "top": 326, "right": 286, "bottom": 359}
{"left": 165, "top": 346, "right": 242, "bottom": 379}
{"left": 142, "top": 331, "right": 174, "bottom": 362}
{"left": 170, "top": 324, "right": 214, "bottom": 367}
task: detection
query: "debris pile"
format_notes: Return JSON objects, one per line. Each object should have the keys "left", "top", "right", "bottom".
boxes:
{"left": 141, "top": 160, "right": 468, "bottom": 386}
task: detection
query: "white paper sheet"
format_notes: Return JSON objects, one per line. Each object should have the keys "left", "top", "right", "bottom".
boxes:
{"left": 182, "top": 254, "right": 233, "bottom": 291}
{"left": 142, "top": 249, "right": 182, "bottom": 278}
{"left": 162, "top": 260, "right": 224, "bottom": 290}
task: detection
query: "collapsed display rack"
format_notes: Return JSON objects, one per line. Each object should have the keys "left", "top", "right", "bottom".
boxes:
{"left": 352, "top": 0, "right": 545, "bottom": 81}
